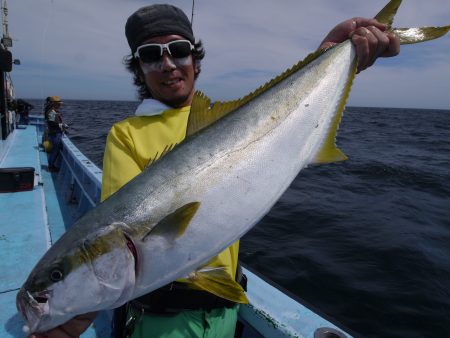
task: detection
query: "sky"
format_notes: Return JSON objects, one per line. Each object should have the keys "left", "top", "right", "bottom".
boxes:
{"left": 5, "top": 0, "right": 450, "bottom": 109}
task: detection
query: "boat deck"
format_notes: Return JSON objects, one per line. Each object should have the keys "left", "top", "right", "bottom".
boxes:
{"left": 0, "top": 126, "right": 48, "bottom": 337}
{"left": 0, "top": 125, "right": 106, "bottom": 338}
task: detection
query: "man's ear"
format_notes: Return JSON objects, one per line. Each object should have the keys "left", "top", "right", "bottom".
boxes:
{"left": 136, "top": 66, "right": 145, "bottom": 83}
{"left": 194, "top": 61, "right": 200, "bottom": 76}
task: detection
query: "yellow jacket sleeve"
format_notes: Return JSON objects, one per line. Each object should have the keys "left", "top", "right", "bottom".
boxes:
{"left": 101, "top": 123, "right": 142, "bottom": 202}
{"left": 101, "top": 107, "right": 191, "bottom": 201}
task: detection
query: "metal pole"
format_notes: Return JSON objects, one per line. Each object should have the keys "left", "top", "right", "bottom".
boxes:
{"left": 191, "top": 0, "right": 195, "bottom": 27}
{"left": 0, "top": 70, "right": 6, "bottom": 140}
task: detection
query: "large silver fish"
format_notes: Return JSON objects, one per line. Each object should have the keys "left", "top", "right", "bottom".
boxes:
{"left": 17, "top": 0, "right": 449, "bottom": 333}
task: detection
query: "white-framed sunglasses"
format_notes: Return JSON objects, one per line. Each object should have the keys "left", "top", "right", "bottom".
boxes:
{"left": 134, "top": 40, "right": 194, "bottom": 63}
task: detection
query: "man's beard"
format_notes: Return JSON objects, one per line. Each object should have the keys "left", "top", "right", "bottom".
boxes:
{"left": 159, "top": 92, "right": 192, "bottom": 108}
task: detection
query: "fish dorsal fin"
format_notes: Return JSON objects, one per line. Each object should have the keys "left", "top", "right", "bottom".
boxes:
{"left": 146, "top": 143, "right": 177, "bottom": 168}
{"left": 142, "top": 202, "right": 200, "bottom": 241}
{"left": 186, "top": 90, "right": 234, "bottom": 136}
{"left": 188, "top": 266, "right": 249, "bottom": 304}
{"left": 374, "top": 0, "right": 402, "bottom": 28}
{"left": 186, "top": 48, "right": 329, "bottom": 136}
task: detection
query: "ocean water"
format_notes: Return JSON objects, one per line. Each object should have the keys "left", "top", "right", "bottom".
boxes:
{"left": 29, "top": 99, "right": 450, "bottom": 338}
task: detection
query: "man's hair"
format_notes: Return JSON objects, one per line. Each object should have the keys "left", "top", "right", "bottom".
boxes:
{"left": 124, "top": 40, "right": 205, "bottom": 100}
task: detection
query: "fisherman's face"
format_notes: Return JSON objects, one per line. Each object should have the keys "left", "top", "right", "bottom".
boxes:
{"left": 138, "top": 34, "right": 198, "bottom": 108}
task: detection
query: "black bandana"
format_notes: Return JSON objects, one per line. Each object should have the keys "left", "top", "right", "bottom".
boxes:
{"left": 125, "top": 4, "right": 195, "bottom": 54}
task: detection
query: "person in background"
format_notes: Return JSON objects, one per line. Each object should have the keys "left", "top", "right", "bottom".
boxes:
{"left": 44, "top": 96, "right": 68, "bottom": 172}
{"left": 7, "top": 98, "right": 17, "bottom": 126}
{"left": 16, "top": 98, "right": 34, "bottom": 125}
{"left": 28, "top": 4, "right": 400, "bottom": 338}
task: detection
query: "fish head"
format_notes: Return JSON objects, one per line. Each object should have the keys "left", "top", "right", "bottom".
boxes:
{"left": 16, "top": 223, "right": 136, "bottom": 333}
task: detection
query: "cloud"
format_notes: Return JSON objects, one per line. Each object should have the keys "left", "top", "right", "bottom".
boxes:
{"left": 7, "top": 0, "right": 450, "bottom": 108}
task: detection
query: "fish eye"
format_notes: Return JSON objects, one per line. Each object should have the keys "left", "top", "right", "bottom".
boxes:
{"left": 49, "top": 268, "right": 64, "bottom": 282}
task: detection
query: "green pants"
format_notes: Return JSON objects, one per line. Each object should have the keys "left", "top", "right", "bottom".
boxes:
{"left": 129, "top": 305, "right": 239, "bottom": 338}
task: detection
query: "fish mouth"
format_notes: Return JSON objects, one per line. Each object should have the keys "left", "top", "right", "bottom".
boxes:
{"left": 16, "top": 288, "right": 51, "bottom": 331}
{"left": 124, "top": 232, "right": 138, "bottom": 272}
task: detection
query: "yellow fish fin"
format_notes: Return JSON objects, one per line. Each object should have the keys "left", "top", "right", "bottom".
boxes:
{"left": 313, "top": 143, "right": 348, "bottom": 165}
{"left": 186, "top": 48, "right": 329, "bottom": 136}
{"left": 143, "top": 202, "right": 200, "bottom": 241}
{"left": 146, "top": 143, "right": 178, "bottom": 168}
{"left": 374, "top": 0, "right": 402, "bottom": 27}
{"left": 186, "top": 91, "right": 240, "bottom": 136}
{"left": 189, "top": 266, "right": 249, "bottom": 304}
{"left": 374, "top": 0, "right": 450, "bottom": 44}
{"left": 313, "top": 56, "right": 357, "bottom": 165}
{"left": 393, "top": 26, "right": 450, "bottom": 45}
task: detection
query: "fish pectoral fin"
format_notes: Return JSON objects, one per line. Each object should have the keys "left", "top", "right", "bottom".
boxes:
{"left": 189, "top": 267, "right": 249, "bottom": 304}
{"left": 143, "top": 202, "right": 200, "bottom": 241}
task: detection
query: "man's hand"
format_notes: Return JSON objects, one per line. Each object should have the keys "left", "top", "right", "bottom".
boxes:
{"left": 27, "top": 312, "right": 97, "bottom": 338}
{"left": 318, "top": 18, "right": 400, "bottom": 72}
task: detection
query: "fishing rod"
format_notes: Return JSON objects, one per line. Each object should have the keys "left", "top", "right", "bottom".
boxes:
{"left": 191, "top": 0, "right": 195, "bottom": 27}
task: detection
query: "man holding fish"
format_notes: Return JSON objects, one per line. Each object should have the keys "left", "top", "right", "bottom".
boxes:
{"left": 27, "top": 3, "right": 400, "bottom": 338}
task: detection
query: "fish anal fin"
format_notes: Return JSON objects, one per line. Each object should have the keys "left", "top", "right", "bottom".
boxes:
{"left": 189, "top": 267, "right": 249, "bottom": 304}
{"left": 313, "top": 145, "right": 348, "bottom": 165}
{"left": 143, "top": 202, "right": 200, "bottom": 241}
{"left": 312, "top": 107, "right": 349, "bottom": 165}
{"left": 313, "top": 49, "right": 357, "bottom": 165}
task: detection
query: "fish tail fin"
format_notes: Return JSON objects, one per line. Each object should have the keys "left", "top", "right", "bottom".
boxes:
{"left": 189, "top": 266, "right": 249, "bottom": 304}
{"left": 374, "top": 0, "right": 402, "bottom": 28}
{"left": 375, "top": 0, "right": 450, "bottom": 45}
{"left": 393, "top": 26, "right": 450, "bottom": 45}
